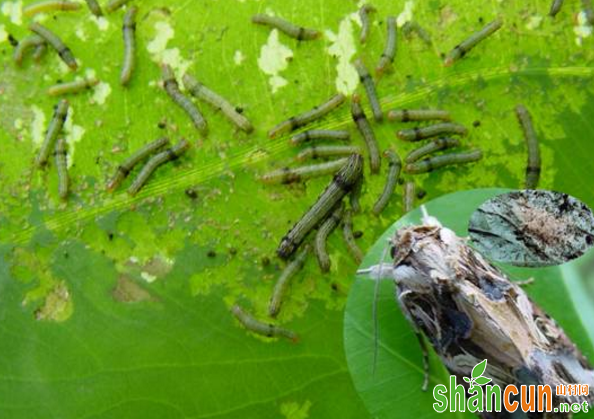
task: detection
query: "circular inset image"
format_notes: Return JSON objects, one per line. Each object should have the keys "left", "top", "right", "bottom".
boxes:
{"left": 344, "top": 189, "right": 594, "bottom": 419}
{"left": 468, "top": 190, "right": 594, "bottom": 267}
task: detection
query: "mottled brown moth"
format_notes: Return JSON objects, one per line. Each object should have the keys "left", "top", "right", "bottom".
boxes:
{"left": 358, "top": 211, "right": 594, "bottom": 417}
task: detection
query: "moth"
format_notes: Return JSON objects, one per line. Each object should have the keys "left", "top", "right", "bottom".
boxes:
{"left": 359, "top": 210, "right": 594, "bottom": 417}
{"left": 469, "top": 190, "right": 594, "bottom": 267}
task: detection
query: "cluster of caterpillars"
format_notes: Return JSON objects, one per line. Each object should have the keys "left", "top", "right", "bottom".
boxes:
{"left": 10, "top": 3, "right": 546, "bottom": 341}
{"left": 241, "top": 8, "right": 545, "bottom": 341}
{"left": 14, "top": 0, "right": 262, "bottom": 199}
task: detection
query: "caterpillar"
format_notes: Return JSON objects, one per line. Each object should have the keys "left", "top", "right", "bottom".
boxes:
{"left": 23, "top": 1, "right": 81, "bottom": 17}
{"left": 105, "top": 0, "right": 132, "bottom": 13}
{"left": 351, "top": 94, "right": 380, "bottom": 174}
{"left": 354, "top": 58, "right": 383, "bottom": 122}
{"left": 397, "top": 122, "right": 467, "bottom": 142}
{"left": 358, "top": 4, "right": 376, "bottom": 44}
{"left": 259, "top": 158, "right": 349, "bottom": 184}
{"left": 106, "top": 137, "right": 170, "bottom": 191}
{"left": 48, "top": 78, "right": 99, "bottom": 96}
{"left": 268, "top": 244, "right": 311, "bottom": 318}
{"left": 251, "top": 14, "right": 321, "bottom": 40}
{"left": 402, "top": 21, "right": 432, "bottom": 45}
{"left": 444, "top": 18, "right": 503, "bottom": 66}
{"left": 120, "top": 6, "right": 138, "bottom": 86}
{"left": 36, "top": 99, "right": 69, "bottom": 167}
{"left": 403, "top": 180, "right": 415, "bottom": 212}
{"left": 342, "top": 209, "right": 363, "bottom": 264}
{"left": 277, "top": 153, "right": 363, "bottom": 259}
{"left": 268, "top": 94, "right": 345, "bottom": 139}
{"left": 54, "top": 137, "right": 69, "bottom": 200}
{"left": 372, "top": 149, "right": 402, "bottom": 216}
{"left": 161, "top": 64, "right": 208, "bottom": 134}
{"left": 127, "top": 139, "right": 191, "bottom": 196}
{"left": 183, "top": 73, "right": 254, "bottom": 133}
{"left": 29, "top": 22, "right": 77, "bottom": 70}
{"left": 84, "top": 0, "right": 103, "bottom": 16}
{"left": 515, "top": 105, "right": 541, "bottom": 189}
{"left": 231, "top": 304, "right": 298, "bottom": 342}
{"left": 13, "top": 34, "right": 45, "bottom": 65}
{"left": 376, "top": 16, "right": 397, "bottom": 76}
{"left": 404, "top": 137, "right": 461, "bottom": 164}
{"left": 387, "top": 109, "right": 451, "bottom": 123}
{"left": 314, "top": 203, "right": 344, "bottom": 273}
{"left": 290, "top": 130, "right": 350, "bottom": 145}
{"left": 404, "top": 149, "right": 483, "bottom": 174}
{"left": 549, "top": 0, "right": 564, "bottom": 17}
{"left": 296, "top": 145, "right": 361, "bottom": 161}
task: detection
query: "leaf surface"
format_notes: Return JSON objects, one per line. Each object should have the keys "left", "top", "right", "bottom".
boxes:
{"left": 1, "top": 1, "right": 594, "bottom": 418}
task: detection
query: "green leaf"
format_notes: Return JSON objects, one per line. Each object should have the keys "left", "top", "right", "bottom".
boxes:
{"left": 471, "top": 360, "right": 488, "bottom": 380}
{"left": 1, "top": 0, "right": 594, "bottom": 418}
{"left": 344, "top": 189, "right": 594, "bottom": 419}
{"left": 463, "top": 377, "right": 471, "bottom": 383}
{"left": 473, "top": 377, "right": 492, "bottom": 386}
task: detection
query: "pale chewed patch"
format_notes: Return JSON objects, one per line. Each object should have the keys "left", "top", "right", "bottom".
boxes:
{"left": 469, "top": 190, "right": 594, "bottom": 267}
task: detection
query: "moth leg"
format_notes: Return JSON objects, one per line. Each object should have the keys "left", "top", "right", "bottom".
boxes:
{"left": 356, "top": 263, "right": 395, "bottom": 280}
{"left": 414, "top": 330, "right": 430, "bottom": 391}
{"left": 515, "top": 277, "right": 534, "bottom": 286}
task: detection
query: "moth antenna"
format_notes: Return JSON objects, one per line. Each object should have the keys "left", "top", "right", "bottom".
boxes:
{"left": 356, "top": 263, "right": 393, "bottom": 277}
{"left": 372, "top": 240, "right": 391, "bottom": 376}
{"left": 420, "top": 205, "right": 442, "bottom": 227}
{"left": 414, "top": 331, "right": 430, "bottom": 391}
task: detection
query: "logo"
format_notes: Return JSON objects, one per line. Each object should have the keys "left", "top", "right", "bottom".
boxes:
{"left": 432, "top": 360, "right": 590, "bottom": 414}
